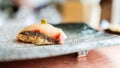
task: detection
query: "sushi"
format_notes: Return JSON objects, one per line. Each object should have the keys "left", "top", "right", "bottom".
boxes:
{"left": 16, "top": 19, "right": 67, "bottom": 45}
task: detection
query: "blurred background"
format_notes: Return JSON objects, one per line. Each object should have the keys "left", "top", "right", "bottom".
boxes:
{"left": 0, "top": 0, "right": 120, "bottom": 30}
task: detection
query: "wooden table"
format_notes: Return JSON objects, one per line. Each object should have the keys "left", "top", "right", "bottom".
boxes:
{"left": 1, "top": 46, "right": 120, "bottom": 68}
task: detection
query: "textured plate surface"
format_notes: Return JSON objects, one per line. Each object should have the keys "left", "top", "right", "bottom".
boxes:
{"left": 1, "top": 23, "right": 120, "bottom": 61}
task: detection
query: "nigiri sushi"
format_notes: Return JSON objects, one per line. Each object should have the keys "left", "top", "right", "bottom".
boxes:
{"left": 16, "top": 19, "right": 67, "bottom": 45}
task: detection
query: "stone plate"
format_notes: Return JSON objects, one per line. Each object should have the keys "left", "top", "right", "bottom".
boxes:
{"left": 1, "top": 23, "right": 120, "bottom": 62}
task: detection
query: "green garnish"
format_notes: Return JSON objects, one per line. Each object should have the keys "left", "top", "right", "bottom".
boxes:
{"left": 41, "top": 19, "right": 48, "bottom": 24}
